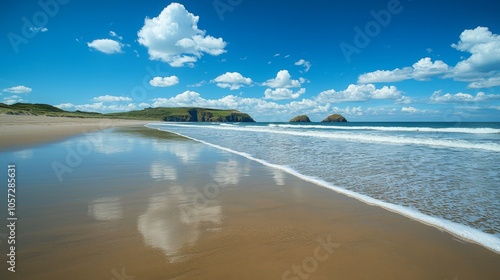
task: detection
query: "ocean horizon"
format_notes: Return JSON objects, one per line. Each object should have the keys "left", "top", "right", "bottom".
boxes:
{"left": 148, "top": 121, "right": 500, "bottom": 253}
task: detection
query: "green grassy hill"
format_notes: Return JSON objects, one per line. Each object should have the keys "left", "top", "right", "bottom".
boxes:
{"left": 108, "top": 107, "right": 255, "bottom": 122}
{"left": 0, "top": 103, "right": 255, "bottom": 122}
{"left": 0, "top": 103, "right": 103, "bottom": 118}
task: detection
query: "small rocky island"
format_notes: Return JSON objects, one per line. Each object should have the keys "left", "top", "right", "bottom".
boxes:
{"left": 321, "top": 114, "right": 348, "bottom": 122}
{"left": 289, "top": 115, "right": 311, "bottom": 122}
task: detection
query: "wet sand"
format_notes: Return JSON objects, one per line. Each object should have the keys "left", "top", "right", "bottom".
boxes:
{"left": 0, "top": 122, "right": 499, "bottom": 279}
{"left": 0, "top": 115, "right": 149, "bottom": 152}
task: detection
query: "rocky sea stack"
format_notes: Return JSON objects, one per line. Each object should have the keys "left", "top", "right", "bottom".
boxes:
{"left": 321, "top": 114, "right": 347, "bottom": 122}
{"left": 289, "top": 115, "right": 311, "bottom": 122}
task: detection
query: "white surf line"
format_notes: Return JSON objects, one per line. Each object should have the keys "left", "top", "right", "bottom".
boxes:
{"left": 145, "top": 124, "right": 500, "bottom": 254}
{"left": 266, "top": 124, "right": 500, "bottom": 134}
{"left": 151, "top": 123, "right": 500, "bottom": 152}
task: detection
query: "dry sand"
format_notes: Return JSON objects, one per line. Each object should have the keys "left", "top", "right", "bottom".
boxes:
{"left": 0, "top": 115, "right": 150, "bottom": 151}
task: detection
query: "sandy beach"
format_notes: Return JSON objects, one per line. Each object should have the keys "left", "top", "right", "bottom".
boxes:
{"left": 0, "top": 115, "right": 149, "bottom": 152}
{"left": 1, "top": 116, "right": 499, "bottom": 280}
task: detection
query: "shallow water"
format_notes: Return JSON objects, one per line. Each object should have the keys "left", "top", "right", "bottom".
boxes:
{"left": 148, "top": 122, "right": 500, "bottom": 252}
{"left": 0, "top": 127, "right": 250, "bottom": 278}
{"left": 1, "top": 126, "right": 499, "bottom": 279}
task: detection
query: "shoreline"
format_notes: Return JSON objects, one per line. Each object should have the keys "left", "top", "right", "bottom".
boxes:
{"left": 1, "top": 116, "right": 499, "bottom": 279}
{"left": 0, "top": 115, "right": 151, "bottom": 152}
{"left": 152, "top": 127, "right": 500, "bottom": 255}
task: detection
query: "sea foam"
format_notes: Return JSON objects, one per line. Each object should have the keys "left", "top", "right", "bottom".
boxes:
{"left": 266, "top": 124, "right": 500, "bottom": 134}
{"left": 154, "top": 123, "right": 500, "bottom": 152}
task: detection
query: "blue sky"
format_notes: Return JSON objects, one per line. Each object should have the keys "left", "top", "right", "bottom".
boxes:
{"left": 1, "top": 0, "right": 500, "bottom": 121}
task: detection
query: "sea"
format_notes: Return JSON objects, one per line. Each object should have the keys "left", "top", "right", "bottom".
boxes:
{"left": 147, "top": 122, "right": 500, "bottom": 253}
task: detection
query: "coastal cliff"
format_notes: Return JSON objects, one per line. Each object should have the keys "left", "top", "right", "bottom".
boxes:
{"left": 0, "top": 103, "right": 256, "bottom": 122}
{"left": 161, "top": 108, "right": 255, "bottom": 122}
{"left": 110, "top": 107, "right": 255, "bottom": 122}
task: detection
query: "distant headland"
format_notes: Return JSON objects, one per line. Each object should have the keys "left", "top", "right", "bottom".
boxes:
{"left": 0, "top": 103, "right": 255, "bottom": 122}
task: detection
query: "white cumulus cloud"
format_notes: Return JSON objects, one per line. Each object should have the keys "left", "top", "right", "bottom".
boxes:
{"left": 149, "top": 76, "right": 180, "bottom": 87}
{"left": 262, "top": 70, "right": 305, "bottom": 100}
{"left": 411, "top": 58, "right": 450, "bottom": 80}
{"left": 56, "top": 102, "right": 137, "bottom": 112}
{"left": 152, "top": 90, "right": 204, "bottom": 107}
{"left": 295, "top": 59, "right": 311, "bottom": 72}
{"left": 87, "top": 39, "right": 123, "bottom": 54}
{"left": 92, "top": 95, "right": 133, "bottom": 102}
{"left": 358, "top": 57, "right": 449, "bottom": 83}
{"left": 3, "top": 85, "right": 32, "bottom": 94}
{"left": 395, "top": 96, "right": 413, "bottom": 104}
{"left": 449, "top": 26, "right": 500, "bottom": 86}
{"left": 332, "top": 106, "right": 364, "bottom": 116}
{"left": 467, "top": 76, "right": 500, "bottom": 89}
{"left": 213, "top": 72, "right": 252, "bottom": 90}
{"left": 188, "top": 80, "right": 206, "bottom": 88}
{"left": 401, "top": 107, "right": 423, "bottom": 114}
{"left": 429, "top": 90, "right": 500, "bottom": 103}
{"left": 137, "top": 2, "right": 227, "bottom": 67}
{"left": 358, "top": 27, "right": 500, "bottom": 89}
{"left": 3, "top": 95, "right": 26, "bottom": 105}
{"left": 264, "top": 88, "right": 306, "bottom": 100}
{"left": 55, "top": 103, "right": 75, "bottom": 110}
{"left": 263, "top": 70, "right": 302, "bottom": 88}
{"left": 316, "top": 84, "right": 402, "bottom": 102}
